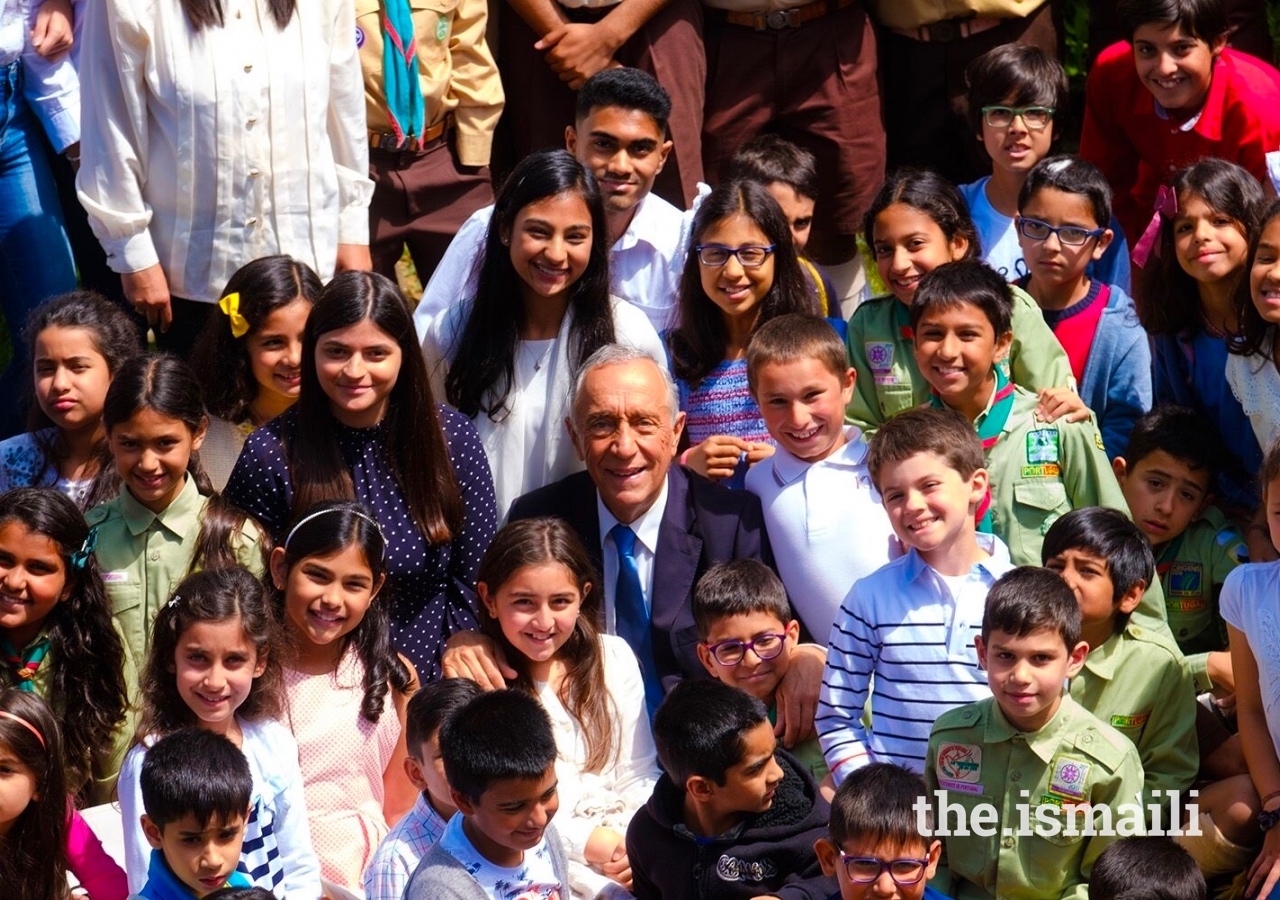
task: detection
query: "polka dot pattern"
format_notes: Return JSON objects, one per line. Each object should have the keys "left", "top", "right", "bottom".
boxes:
{"left": 225, "top": 407, "right": 498, "bottom": 678}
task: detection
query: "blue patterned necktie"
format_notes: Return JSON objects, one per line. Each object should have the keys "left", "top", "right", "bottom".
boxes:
{"left": 610, "top": 523, "right": 663, "bottom": 717}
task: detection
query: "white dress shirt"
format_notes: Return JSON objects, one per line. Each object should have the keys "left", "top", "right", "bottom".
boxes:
{"left": 596, "top": 476, "right": 670, "bottom": 635}
{"left": 76, "top": 0, "right": 372, "bottom": 303}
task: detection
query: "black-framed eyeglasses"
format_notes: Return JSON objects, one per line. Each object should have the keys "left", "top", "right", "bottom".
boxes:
{"left": 1016, "top": 216, "right": 1106, "bottom": 247}
{"left": 694, "top": 244, "right": 775, "bottom": 267}
{"left": 981, "top": 105, "right": 1054, "bottom": 130}
{"left": 702, "top": 633, "right": 788, "bottom": 666}
{"left": 839, "top": 853, "right": 929, "bottom": 885}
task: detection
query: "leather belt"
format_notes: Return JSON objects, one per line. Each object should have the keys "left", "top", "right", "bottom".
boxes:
{"left": 369, "top": 113, "right": 453, "bottom": 154}
{"left": 718, "top": 0, "right": 855, "bottom": 31}
{"left": 889, "top": 15, "right": 1003, "bottom": 42}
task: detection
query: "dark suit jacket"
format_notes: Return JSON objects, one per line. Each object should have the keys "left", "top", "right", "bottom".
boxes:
{"left": 508, "top": 465, "right": 776, "bottom": 689}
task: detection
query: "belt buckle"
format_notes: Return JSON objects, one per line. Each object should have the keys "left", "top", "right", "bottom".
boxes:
{"left": 375, "top": 132, "right": 419, "bottom": 153}
{"left": 763, "top": 8, "right": 794, "bottom": 29}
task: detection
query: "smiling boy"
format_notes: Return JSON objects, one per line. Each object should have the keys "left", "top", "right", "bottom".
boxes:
{"left": 1080, "top": 0, "right": 1280, "bottom": 244}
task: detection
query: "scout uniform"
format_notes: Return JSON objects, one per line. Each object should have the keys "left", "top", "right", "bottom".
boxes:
{"left": 1156, "top": 505, "right": 1247, "bottom": 692}
{"left": 845, "top": 285, "right": 1073, "bottom": 433}
{"left": 87, "top": 476, "right": 265, "bottom": 659}
{"left": 925, "top": 694, "right": 1146, "bottom": 900}
{"left": 1068, "top": 622, "right": 1198, "bottom": 823}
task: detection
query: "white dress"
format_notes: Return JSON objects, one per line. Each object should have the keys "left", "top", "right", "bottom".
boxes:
{"left": 1226, "top": 346, "right": 1280, "bottom": 452}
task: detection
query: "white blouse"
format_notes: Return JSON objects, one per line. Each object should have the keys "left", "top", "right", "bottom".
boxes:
{"left": 76, "top": 0, "right": 372, "bottom": 304}
{"left": 1226, "top": 348, "right": 1280, "bottom": 452}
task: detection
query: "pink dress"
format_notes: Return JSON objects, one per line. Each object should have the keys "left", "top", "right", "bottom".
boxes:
{"left": 283, "top": 649, "right": 400, "bottom": 890}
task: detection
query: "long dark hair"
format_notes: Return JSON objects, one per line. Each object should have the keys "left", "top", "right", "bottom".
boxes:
{"left": 271, "top": 501, "right": 411, "bottom": 721}
{"left": 22, "top": 290, "right": 143, "bottom": 509}
{"left": 1138, "top": 158, "right": 1264, "bottom": 336}
{"left": 103, "top": 354, "right": 265, "bottom": 574}
{"left": 180, "top": 0, "right": 294, "bottom": 30}
{"left": 1231, "top": 197, "right": 1280, "bottom": 359}
{"left": 136, "top": 567, "right": 285, "bottom": 739}
{"left": 476, "top": 518, "right": 616, "bottom": 773}
{"left": 862, "top": 168, "right": 983, "bottom": 263}
{"left": 0, "top": 489, "right": 127, "bottom": 806}
{"left": 445, "top": 149, "right": 614, "bottom": 420}
{"left": 0, "top": 690, "right": 68, "bottom": 900}
{"left": 292, "top": 272, "right": 461, "bottom": 544}
{"left": 669, "top": 179, "right": 813, "bottom": 386}
{"left": 191, "top": 255, "right": 321, "bottom": 423}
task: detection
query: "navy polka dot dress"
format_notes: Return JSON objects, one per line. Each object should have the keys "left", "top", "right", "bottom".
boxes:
{"left": 225, "top": 406, "right": 498, "bottom": 680}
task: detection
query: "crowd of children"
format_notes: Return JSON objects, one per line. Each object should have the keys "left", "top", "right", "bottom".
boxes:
{"left": 11, "top": 0, "right": 1280, "bottom": 899}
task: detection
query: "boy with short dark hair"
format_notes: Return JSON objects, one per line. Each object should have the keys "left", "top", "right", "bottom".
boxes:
{"left": 626, "top": 679, "right": 836, "bottom": 900}
{"left": 136, "top": 729, "right": 254, "bottom": 899}
{"left": 1042, "top": 507, "right": 1198, "bottom": 823}
{"left": 406, "top": 690, "right": 568, "bottom": 900}
{"left": 926, "top": 567, "right": 1145, "bottom": 900}
{"left": 1080, "top": 0, "right": 1280, "bottom": 244}
{"left": 1088, "top": 836, "right": 1207, "bottom": 900}
{"left": 817, "top": 406, "right": 1013, "bottom": 780}
{"left": 744, "top": 314, "right": 896, "bottom": 636}
{"left": 364, "top": 677, "right": 485, "bottom": 900}
{"left": 694, "top": 559, "right": 828, "bottom": 785}
{"left": 814, "top": 763, "right": 950, "bottom": 900}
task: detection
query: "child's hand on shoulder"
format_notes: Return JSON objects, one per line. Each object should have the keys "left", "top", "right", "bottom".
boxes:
{"left": 1034, "top": 386, "right": 1090, "bottom": 424}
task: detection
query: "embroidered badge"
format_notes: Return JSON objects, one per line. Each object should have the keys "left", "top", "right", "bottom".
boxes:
{"left": 1049, "top": 756, "right": 1091, "bottom": 801}
{"left": 1109, "top": 712, "right": 1151, "bottom": 730}
{"left": 355, "top": 25, "right": 365, "bottom": 48}
{"left": 102, "top": 571, "right": 129, "bottom": 584}
{"left": 716, "top": 855, "right": 777, "bottom": 883}
{"left": 1026, "top": 429, "right": 1060, "bottom": 464}
{"left": 435, "top": 14, "right": 448, "bottom": 40}
{"left": 1166, "top": 596, "right": 1207, "bottom": 614}
{"left": 866, "top": 342, "right": 895, "bottom": 371}
{"left": 1021, "top": 464, "right": 1061, "bottom": 478}
{"left": 1167, "top": 562, "right": 1204, "bottom": 598}
{"left": 936, "top": 743, "right": 983, "bottom": 793}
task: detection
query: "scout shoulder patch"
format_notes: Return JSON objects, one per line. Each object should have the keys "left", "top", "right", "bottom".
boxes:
{"left": 1026, "top": 429, "right": 1060, "bottom": 464}
{"left": 1167, "top": 562, "right": 1203, "bottom": 598}
{"left": 935, "top": 743, "right": 983, "bottom": 793}
{"left": 1109, "top": 712, "right": 1151, "bottom": 730}
{"left": 865, "top": 341, "right": 896, "bottom": 384}
{"left": 1048, "top": 755, "right": 1091, "bottom": 801}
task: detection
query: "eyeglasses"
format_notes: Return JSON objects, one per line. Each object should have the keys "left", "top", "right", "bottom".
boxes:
{"left": 702, "top": 633, "right": 788, "bottom": 666}
{"left": 694, "top": 244, "right": 775, "bottom": 267}
{"left": 839, "top": 853, "right": 929, "bottom": 885}
{"left": 981, "top": 105, "right": 1054, "bottom": 130}
{"left": 1016, "top": 216, "right": 1106, "bottom": 247}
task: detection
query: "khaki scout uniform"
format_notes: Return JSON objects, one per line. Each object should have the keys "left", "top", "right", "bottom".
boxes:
{"left": 87, "top": 476, "right": 265, "bottom": 659}
{"left": 845, "top": 285, "right": 1072, "bottom": 433}
{"left": 925, "top": 694, "right": 1146, "bottom": 900}
{"left": 1069, "top": 623, "right": 1199, "bottom": 822}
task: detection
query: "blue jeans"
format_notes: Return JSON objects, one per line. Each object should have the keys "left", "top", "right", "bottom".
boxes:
{"left": 0, "top": 60, "right": 77, "bottom": 436}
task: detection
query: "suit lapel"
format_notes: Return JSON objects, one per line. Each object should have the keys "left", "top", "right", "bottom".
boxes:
{"left": 651, "top": 468, "right": 702, "bottom": 634}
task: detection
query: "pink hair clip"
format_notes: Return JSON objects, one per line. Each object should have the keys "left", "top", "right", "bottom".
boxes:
{"left": 1132, "top": 184, "right": 1179, "bottom": 269}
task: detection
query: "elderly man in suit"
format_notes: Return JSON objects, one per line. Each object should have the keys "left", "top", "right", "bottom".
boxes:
{"left": 443, "top": 344, "right": 825, "bottom": 743}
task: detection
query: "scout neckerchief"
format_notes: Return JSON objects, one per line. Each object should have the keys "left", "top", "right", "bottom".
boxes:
{"left": 1, "top": 632, "right": 49, "bottom": 691}
{"left": 931, "top": 366, "right": 1015, "bottom": 534}
{"left": 380, "top": 0, "right": 424, "bottom": 144}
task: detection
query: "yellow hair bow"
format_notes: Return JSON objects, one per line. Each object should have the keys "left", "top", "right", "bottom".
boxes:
{"left": 218, "top": 292, "right": 250, "bottom": 338}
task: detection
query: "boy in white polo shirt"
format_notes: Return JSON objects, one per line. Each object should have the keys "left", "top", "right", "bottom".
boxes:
{"left": 744, "top": 313, "right": 896, "bottom": 640}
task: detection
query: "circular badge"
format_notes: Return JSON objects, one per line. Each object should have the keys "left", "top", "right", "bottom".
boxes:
{"left": 355, "top": 25, "right": 365, "bottom": 48}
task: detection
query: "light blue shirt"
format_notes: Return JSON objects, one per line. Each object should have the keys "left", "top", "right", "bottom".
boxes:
{"left": 363, "top": 792, "right": 450, "bottom": 900}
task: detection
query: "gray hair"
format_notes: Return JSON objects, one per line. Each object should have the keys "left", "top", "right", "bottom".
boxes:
{"left": 568, "top": 344, "right": 679, "bottom": 425}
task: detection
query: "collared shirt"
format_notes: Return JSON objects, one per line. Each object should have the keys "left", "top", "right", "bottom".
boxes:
{"left": 414, "top": 188, "right": 696, "bottom": 338}
{"left": 844, "top": 287, "right": 1073, "bottom": 434}
{"left": 363, "top": 792, "right": 450, "bottom": 900}
{"left": 596, "top": 476, "right": 669, "bottom": 635}
{"left": 137, "top": 849, "right": 252, "bottom": 900}
{"left": 88, "top": 476, "right": 265, "bottom": 659}
{"left": 77, "top": 0, "right": 373, "bottom": 303}
{"left": 863, "top": 0, "right": 1048, "bottom": 30}
{"left": 817, "top": 533, "right": 1014, "bottom": 782}
{"left": 925, "top": 695, "right": 1145, "bottom": 900}
{"left": 745, "top": 426, "right": 895, "bottom": 640}
{"left": 1, "top": 0, "right": 80, "bottom": 150}
{"left": 354, "top": 0, "right": 503, "bottom": 166}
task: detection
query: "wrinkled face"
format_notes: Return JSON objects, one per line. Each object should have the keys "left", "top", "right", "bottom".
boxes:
{"left": 480, "top": 562, "right": 585, "bottom": 671}
{"left": 765, "top": 182, "right": 815, "bottom": 253}
{"left": 0, "top": 521, "right": 68, "bottom": 649}
{"left": 568, "top": 106, "right": 670, "bottom": 215}
{"left": 507, "top": 191, "right": 594, "bottom": 306}
{"left": 108, "top": 408, "right": 205, "bottom": 513}
{"left": 696, "top": 611, "right": 798, "bottom": 704}
{"left": 979, "top": 96, "right": 1054, "bottom": 177}
{"left": 976, "top": 627, "right": 1085, "bottom": 732}
{"left": 33, "top": 326, "right": 113, "bottom": 434}
{"left": 1250, "top": 217, "right": 1280, "bottom": 326}
{"left": 1132, "top": 22, "right": 1224, "bottom": 118}
{"left": 143, "top": 812, "right": 246, "bottom": 898}
{"left": 315, "top": 318, "right": 403, "bottom": 429}
{"left": 703, "top": 720, "right": 785, "bottom": 819}
{"left": 872, "top": 204, "right": 969, "bottom": 305}
{"left": 273, "top": 543, "right": 383, "bottom": 651}
{"left": 753, "top": 358, "right": 855, "bottom": 463}
{"left": 1172, "top": 193, "right": 1249, "bottom": 287}
{"left": 912, "top": 303, "right": 1011, "bottom": 414}
{"left": 876, "top": 452, "right": 987, "bottom": 557}
{"left": 173, "top": 618, "right": 267, "bottom": 737}
{"left": 455, "top": 767, "right": 560, "bottom": 866}
{"left": 1017, "top": 188, "right": 1110, "bottom": 293}
{"left": 1114, "top": 450, "right": 1211, "bottom": 548}
{"left": 0, "top": 741, "right": 38, "bottom": 840}
{"left": 568, "top": 359, "right": 685, "bottom": 524}
{"left": 246, "top": 298, "right": 310, "bottom": 414}
{"left": 697, "top": 213, "right": 776, "bottom": 330}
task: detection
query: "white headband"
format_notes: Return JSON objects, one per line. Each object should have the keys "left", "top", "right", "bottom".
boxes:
{"left": 284, "top": 507, "right": 386, "bottom": 561}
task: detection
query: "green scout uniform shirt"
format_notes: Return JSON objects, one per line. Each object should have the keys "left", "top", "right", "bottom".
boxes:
{"left": 845, "top": 286, "right": 1073, "bottom": 433}
{"left": 4, "top": 623, "right": 139, "bottom": 805}
{"left": 925, "top": 694, "right": 1146, "bottom": 900}
{"left": 769, "top": 706, "right": 830, "bottom": 783}
{"left": 87, "top": 476, "right": 265, "bottom": 661}
{"left": 1068, "top": 623, "right": 1198, "bottom": 824}
{"left": 1156, "top": 505, "right": 1247, "bottom": 692}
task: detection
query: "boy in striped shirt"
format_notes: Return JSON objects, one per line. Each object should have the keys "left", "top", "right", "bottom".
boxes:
{"left": 817, "top": 406, "right": 1016, "bottom": 782}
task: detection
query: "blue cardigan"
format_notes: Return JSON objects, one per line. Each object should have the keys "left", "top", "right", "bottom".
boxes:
{"left": 1076, "top": 283, "right": 1152, "bottom": 460}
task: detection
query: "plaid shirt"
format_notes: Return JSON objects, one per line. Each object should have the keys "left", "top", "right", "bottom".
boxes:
{"left": 362, "top": 792, "right": 449, "bottom": 900}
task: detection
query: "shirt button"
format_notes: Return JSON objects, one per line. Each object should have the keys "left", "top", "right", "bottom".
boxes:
{"left": 246, "top": 216, "right": 258, "bottom": 226}
{"left": 1002, "top": 837, "right": 1015, "bottom": 848}
{"left": 1010, "top": 771, "right": 1021, "bottom": 782}
{"left": 1081, "top": 734, "right": 1093, "bottom": 743}
{"left": 244, "top": 63, "right": 253, "bottom": 72}
{"left": 962, "top": 710, "right": 974, "bottom": 720}
{"left": 249, "top": 168, "right": 260, "bottom": 178}
{"left": 246, "top": 116, "right": 258, "bottom": 127}
{"left": 149, "top": 551, "right": 160, "bottom": 561}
